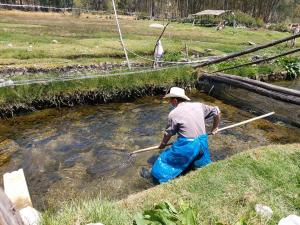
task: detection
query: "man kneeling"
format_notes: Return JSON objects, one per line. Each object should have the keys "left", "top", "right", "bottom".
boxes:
{"left": 151, "top": 87, "right": 221, "bottom": 183}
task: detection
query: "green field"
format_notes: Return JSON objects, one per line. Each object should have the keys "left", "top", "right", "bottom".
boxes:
{"left": 41, "top": 144, "right": 300, "bottom": 225}
{"left": 0, "top": 10, "right": 294, "bottom": 71}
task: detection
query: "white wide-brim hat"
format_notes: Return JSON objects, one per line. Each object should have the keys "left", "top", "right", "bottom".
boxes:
{"left": 164, "top": 87, "right": 191, "bottom": 101}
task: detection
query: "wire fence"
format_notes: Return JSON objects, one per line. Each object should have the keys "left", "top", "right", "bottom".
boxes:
{"left": 0, "top": 64, "right": 189, "bottom": 88}
{"left": 0, "top": 3, "right": 113, "bottom": 14}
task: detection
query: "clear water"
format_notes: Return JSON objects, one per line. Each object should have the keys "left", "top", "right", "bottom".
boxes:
{"left": 272, "top": 78, "right": 300, "bottom": 90}
{"left": 0, "top": 91, "right": 299, "bottom": 210}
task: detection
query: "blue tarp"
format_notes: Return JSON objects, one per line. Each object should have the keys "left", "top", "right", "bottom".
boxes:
{"left": 151, "top": 134, "right": 211, "bottom": 183}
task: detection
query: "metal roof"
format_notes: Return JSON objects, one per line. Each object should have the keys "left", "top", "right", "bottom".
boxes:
{"left": 192, "top": 10, "right": 230, "bottom": 16}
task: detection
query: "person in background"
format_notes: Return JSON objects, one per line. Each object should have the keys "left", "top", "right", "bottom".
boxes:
{"left": 150, "top": 87, "right": 221, "bottom": 183}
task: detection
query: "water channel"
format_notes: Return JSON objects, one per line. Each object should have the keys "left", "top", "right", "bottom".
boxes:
{"left": 0, "top": 90, "right": 299, "bottom": 210}
{"left": 272, "top": 78, "right": 300, "bottom": 90}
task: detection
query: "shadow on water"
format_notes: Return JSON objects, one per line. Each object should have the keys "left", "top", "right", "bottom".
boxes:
{"left": 0, "top": 91, "right": 299, "bottom": 210}
{"left": 272, "top": 78, "right": 300, "bottom": 91}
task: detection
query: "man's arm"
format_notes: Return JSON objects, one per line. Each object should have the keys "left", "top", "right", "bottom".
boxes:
{"left": 211, "top": 113, "right": 221, "bottom": 135}
{"left": 159, "top": 113, "right": 177, "bottom": 149}
{"left": 202, "top": 104, "right": 221, "bottom": 135}
{"left": 158, "top": 133, "right": 172, "bottom": 149}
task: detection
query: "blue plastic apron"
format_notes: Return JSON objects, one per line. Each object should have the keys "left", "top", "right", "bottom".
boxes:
{"left": 151, "top": 134, "right": 211, "bottom": 183}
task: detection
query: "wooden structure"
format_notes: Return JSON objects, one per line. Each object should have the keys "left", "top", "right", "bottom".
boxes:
{"left": 0, "top": 189, "right": 24, "bottom": 225}
{"left": 198, "top": 73, "right": 300, "bottom": 127}
{"left": 192, "top": 10, "right": 231, "bottom": 26}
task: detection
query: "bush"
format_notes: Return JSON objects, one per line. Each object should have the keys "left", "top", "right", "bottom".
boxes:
{"left": 267, "top": 23, "right": 289, "bottom": 32}
{"left": 278, "top": 57, "right": 300, "bottom": 80}
{"left": 136, "top": 12, "right": 151, "bottom": 20}
{"left": 229, "top": 10, "right": 265, "bottom": 28}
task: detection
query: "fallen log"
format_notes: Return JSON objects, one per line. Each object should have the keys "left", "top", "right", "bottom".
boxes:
{"left": 199, "top": 73, "right": 300, "bottom": 105}
{"left": 214, "top": 73, "right": 300, "bottom": 97}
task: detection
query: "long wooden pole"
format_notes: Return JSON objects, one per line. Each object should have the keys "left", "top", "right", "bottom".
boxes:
{"left": 129, "top": 143, "right": 172, "bottom": 156}
{"left": 153, "top": 22, "right": 170, "bottom": 54}
{"left": 193, "top": 33, "right": 300, "bottom": 68}
{"left": 217, "top": 112, "right": 275, "bottom": 132}
{"left": 112, "top": 0, "right": 131, "bottom": 70}
{"left": 153, "top": 22, "right": 170, "bottom": 68}
{"left": 130, "top": 112, "right": 275, "bottom": 155}
{"left": 213, "top": 48, "right": 300, "bottom": 73}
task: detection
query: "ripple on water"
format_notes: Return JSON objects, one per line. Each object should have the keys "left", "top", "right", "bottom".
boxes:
{"left": 0, "top": 92, "right": 299, "bottom": 209}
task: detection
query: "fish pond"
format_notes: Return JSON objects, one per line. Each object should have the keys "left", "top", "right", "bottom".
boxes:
{"left": 272, "top": 78, "right": 300, "bottom": 90}
{"left": 0, "top": 91, "right": 299, "bottom": 210}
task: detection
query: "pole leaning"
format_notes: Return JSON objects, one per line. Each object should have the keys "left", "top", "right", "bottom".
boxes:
{"left": 112, "top": 0, "right": 131, "bottom": 70}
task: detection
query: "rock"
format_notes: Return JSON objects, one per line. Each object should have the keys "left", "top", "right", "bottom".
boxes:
{"left": 19, "top": 206, "right": 40, "bottom": 225}
{"left": 0, "top": 151, "right": 12, "bottom": 166}
{"left": 27, "top": 45, "right": 33, "bottom": 52}
{"left": 7, "top": 43, "right": 13, "bottom": 48}
{"left": 278, "top": 215, "right": 300, "bottom": 225}
{"left": 255, "top": 204, "right": 273, "bottom": 219}
{"left": 149, "top": 23, "right": 164, "bottom": 29}
{"left": 204, "top": 48, "right": 212, "bottom": 52}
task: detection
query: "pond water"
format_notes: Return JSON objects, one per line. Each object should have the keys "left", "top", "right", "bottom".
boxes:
{"left": 0, "top": 91, "right": 299, "bottom": 210}
{"left": 272, "top": 78, "right": 300, "bottom": 90}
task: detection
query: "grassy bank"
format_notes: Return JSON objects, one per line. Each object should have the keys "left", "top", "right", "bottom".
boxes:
{"left": 0, "top": 66, "right": 196, "bottom": 116}
{"left": 0, "top": 10, "right": 294, "bottom": 72}
{"left": 41, "top": 144, "right": 300, "bottom": 225}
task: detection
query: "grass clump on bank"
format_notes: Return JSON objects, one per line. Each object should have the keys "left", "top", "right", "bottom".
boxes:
{"left": 41, "top": 144, "right": 300, "bottom": 225}
{"left": 0, "top": 66, "right": 196, "bottom": 116}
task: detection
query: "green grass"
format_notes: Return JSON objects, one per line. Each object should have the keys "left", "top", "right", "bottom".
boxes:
{"left": 0, "top": 66, "right": 195, "bottom": 106}
{"left": 0, "top": 10, "right": 296, "bottom": 71}
{"left": 41, "top": 144, "right": 300, "bottom": 225}
{"left": 0, "top": 10, "right": 298, "bottom": 110}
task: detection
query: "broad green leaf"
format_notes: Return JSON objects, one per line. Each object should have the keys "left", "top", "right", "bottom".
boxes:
{"left": 180, "top": 209, "right": 196, "bottom": 225}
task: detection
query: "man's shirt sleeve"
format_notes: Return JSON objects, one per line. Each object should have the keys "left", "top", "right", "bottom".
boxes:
{"left": 165, "top": 113, "right": 178, "bottom": 136}
{"left": 202, "top": 104, "right": 221, "bottom": 119}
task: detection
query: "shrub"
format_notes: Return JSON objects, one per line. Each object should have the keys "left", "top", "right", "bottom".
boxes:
{"left": 278, "top": 57, "right": 300, "bottom": 80}
{"left": 136, "top": 12, "right": 151, "bottom": 20}
{"left": 267, "top": 23, "right": 289, "bottom": 32}
{"left": 230, "top": 11, "right": 265, "bottom": 28}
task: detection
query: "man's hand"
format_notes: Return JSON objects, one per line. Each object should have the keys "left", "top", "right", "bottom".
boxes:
{"left": 159, "top": 133, "right": 172, "bottom": 149}
{"left": 158, "top": 142, "right": 167, "bottom": 149}
{"left": 211, "top": 114, "right": 221, "bottom": 135}
{"left": 211, "top": 127, "right": 219, "bottom": 135}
